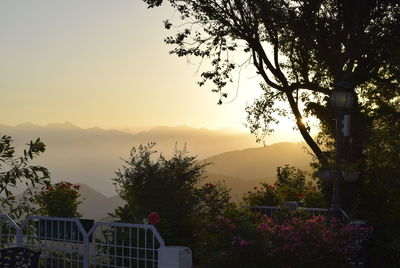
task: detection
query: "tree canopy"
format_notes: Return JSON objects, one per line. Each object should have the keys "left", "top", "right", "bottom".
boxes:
{"left": 113, "top": 143, "right": 233, "bottom": 245}
{"left": 0, "top": 135, "right": 50, "bottom": 219}
{"left": 144, "top": 0, "right": 399, "bottom": 163}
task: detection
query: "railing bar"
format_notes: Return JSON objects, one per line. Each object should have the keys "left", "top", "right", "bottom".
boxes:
{"left": 137, "top": 228, "right": 139, "bottom": 268}
{"left": 107, "top": 227, "right": 110, "bottom": 267}
{"left": 152, "top": 234, "right": 155, "bottom": 268}
{"left": 121, "top": 226, "right": 125, "bottom": 267}
{"left": 129, "top": 228, "right": 132, "bottom": 268}
{"left": 144, "top": 228, "right": 148, "bottom": 268}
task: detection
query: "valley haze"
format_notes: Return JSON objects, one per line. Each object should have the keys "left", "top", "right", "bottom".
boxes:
{"left": 0, "top": 122, "right": 313, "bottom": 219}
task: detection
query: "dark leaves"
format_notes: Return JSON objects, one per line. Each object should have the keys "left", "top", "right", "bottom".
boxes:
{"left": 0, "top": 135, "right": 50, "bottom": 219}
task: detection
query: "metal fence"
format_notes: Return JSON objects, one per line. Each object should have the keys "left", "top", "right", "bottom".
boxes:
{"left": 0, "top": 214, "right": 166, "bottom": 268}
{"left": 248, "top": 204, "right": 336, "bottom": 218}
{"left": 248, "top": 204, "right": 350, "bottom": 221}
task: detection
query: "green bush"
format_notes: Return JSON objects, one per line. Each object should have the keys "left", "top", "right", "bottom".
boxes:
{"left": 36, "top": 181, "right": 82, "bottom": 218}
{"left": 113, "top": 143, "right": 234, "bottom": 247}
{"left": 243, "top": 165, "right": 326, "bottom": 208}
{"left": 242, "top": 183, "right": 279, "bottom": 206}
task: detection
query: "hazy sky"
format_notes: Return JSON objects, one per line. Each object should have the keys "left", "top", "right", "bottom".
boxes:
{"left": 0, "top": 0, "right": 304, "bottom": 140}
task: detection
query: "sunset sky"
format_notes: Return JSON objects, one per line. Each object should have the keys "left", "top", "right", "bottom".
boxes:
{"left": 0, "top": 0, "right": 306, "bottom": 141}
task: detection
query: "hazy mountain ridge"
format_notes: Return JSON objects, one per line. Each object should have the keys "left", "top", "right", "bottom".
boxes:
{"left": 204, "top": 142, "right": 312, "bottom": 181}
{"left": 1, "top": 122, "right": 313, "bottom": 218}
{"left": 77, "top": 184, "right": 123, "bottom": 220}
{"left": 0, "top": 122, "right": 260, "bottom": 196}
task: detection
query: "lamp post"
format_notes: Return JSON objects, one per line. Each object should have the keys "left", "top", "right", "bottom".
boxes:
{"left": 330, "top": 75, "right": 354, "bottom": 219}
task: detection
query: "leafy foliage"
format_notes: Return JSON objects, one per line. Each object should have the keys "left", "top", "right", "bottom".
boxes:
{"left": 357, "top": 105, "right": 400, "bottom": 266}
{"left": 243, "top": 165, "right": 326, "bottom": 208}
{"left": 143, "top": 0, "right": 400, "bottom": 163}
{"left": 36, "top": 181, "right": 82, "bottom": 218}
{"left": 196, "top": 211, "right": 372, "bottom": 268}
{"left": 0, "top": 135, "right": 50, "bottom": 219}
{"left": 112, "top": 143, "right": 231, "bottom": 246}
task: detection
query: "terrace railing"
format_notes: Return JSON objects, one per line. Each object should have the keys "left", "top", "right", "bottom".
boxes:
{"left": 0, "top": 214, "right": 191, "bottom": 268}
{"left": 248, "top": 203, "right": 350, "bottom": 221}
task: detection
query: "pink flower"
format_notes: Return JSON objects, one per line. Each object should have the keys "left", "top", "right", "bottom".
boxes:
{"left": 232, "top": 235, "right": 251, "bottom": 247}
{"left": 147, "top": 212, "right": 161, "bottom": 225}
{"left": 207, "top": 223, "right": 218, "bottom": 230}
{"left": 239, "top": 239, "right": 251, "bottom": 247}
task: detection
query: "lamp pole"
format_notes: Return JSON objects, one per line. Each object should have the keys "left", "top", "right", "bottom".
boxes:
{"left": 330, "top": 75, "right": 354, "bottom": 219}
{"left": 331, "top": 111, "right": 343, "bottom": 218}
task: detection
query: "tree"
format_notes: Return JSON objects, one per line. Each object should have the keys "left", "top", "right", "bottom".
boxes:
{"left": 275, "top": 165, "right": 306, "bottom": 191}
{"left": 357, "top": 101, "right": 400, "bottom": 266}
{"left": 113, "top": 143, "right": 231, "bottom": 245}
{"left": 0, "top": 135, "right": 50, "bottom": 219}
{"left": 143, "top": 0, "right": 399, "bottom": 165}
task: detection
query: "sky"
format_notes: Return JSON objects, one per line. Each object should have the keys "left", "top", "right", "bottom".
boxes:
{"left": 0, "top": 0, "right": 307, "bottom": 141}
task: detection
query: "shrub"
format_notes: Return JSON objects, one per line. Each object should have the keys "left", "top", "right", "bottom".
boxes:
{"left": 36, "top": 181, "right": 82, "bottom": 218}
{"left": 113, "top": 143, "right": 234, "bottom": 247}
{"left": 198, "top": 213, "right": 373, "bottom": 268}
{"left": 242, "top": 183, "right": 280, "bottom": 206}
{"left": 243, "top": 165, "right": 326, "bottom": 208}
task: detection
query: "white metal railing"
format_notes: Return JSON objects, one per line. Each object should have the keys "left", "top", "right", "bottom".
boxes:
{"left": 0, "top": 214, "right": 170, "bottom": 268}
{"left": 248, "top": 205, "right": 330, "bottom": 218}
{"left": 248, "top": 205, "right": 350, "bottom": 220}
{"left": 88, "top": 221, "right": 165, "bottom": 268}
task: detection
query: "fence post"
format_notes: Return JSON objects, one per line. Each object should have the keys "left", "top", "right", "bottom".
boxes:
{"left": 82, "top": 234, "right": 89, "bottom": 268}
{"left": 158, "top": 246, "right": 192, "bottom": 268}
{"left": 16, "top": 228, "right": 23, "bottom": 247}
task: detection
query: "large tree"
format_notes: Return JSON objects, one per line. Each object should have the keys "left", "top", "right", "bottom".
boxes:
{"left": 143, "top": 0, "right": 399, "bottom": 165}
{"left": 143, "top": 1, "right": 400, "bottom": 262}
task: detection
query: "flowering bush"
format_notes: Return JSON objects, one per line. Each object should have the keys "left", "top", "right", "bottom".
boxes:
{"left": 36, "top": 181, "right": 82, "bottom": 218}
{"left": 242, "top": 166, "right": 326, "bottom": 208}
{"left": 242, "top": 184, "right": 280, "bottom": 206}
{"left": 202, "top": 213, "right": 373, "bottom": 268}
{"left": 255, "top": 215, "right": 373, "bottom": 267}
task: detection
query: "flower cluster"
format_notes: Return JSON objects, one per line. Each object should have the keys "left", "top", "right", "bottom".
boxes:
{"left": 36, "top": 181, "right": 82, "bottom": 218}
{"left": 231, "top": 235, "right": 251, "bottom": 247}
{"left": 255, "top": 215, "right": 373, "bottom": 267}
{"left": 207, "top": 217, "right": 237, "bottom": 231}
{"left": 199, "top": 212, "right": 373, "bottom": 267}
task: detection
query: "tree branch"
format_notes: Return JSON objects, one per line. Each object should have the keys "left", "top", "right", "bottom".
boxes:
{"left": 285, "top": 91, "right": 325, "bottom": 162}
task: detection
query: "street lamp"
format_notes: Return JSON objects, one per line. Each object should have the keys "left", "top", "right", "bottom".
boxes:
{"left": 330, "top": 75, "right": 355, "bottom": 219}
{"left": 330, "top": 79, "right": 354, "bottom": 111}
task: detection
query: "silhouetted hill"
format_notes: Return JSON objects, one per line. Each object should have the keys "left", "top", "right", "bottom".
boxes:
{"left": 202, "top": 142, "right": 313, "bottom": 200}
{"left": 204, "top": 142, "right": 312, "bottom": 181}
{"left": 77, "top": 184, "right": 123, "bottom": 220}
{"left": 203, "top": 173, "right": 262, "bottom": 203}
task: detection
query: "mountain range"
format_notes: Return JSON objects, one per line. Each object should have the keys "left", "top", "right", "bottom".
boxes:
{"left": 0, "top": 122, "right": 260, "bottom": 196}
{"left": 1, "top": 122, "right": 313, "bottom": 219}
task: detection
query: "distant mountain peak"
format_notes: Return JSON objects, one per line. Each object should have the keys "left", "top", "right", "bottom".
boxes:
{"left": 87, "top": 126, "right": 104, "bottom": 131}
{"left": 46, "top": 121, "right": 81, "bottom": 129}
{"left": 16, "top": 122, "right": 39, "bottom": 128}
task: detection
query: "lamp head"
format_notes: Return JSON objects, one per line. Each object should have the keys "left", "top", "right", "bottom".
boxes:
{"left": 330, "top": 76, "right": 355, "bottom": 111}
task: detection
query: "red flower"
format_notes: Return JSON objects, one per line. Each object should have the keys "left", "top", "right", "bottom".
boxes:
{"left": 147, "top": 212, "right": 161, "bottom": 225}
